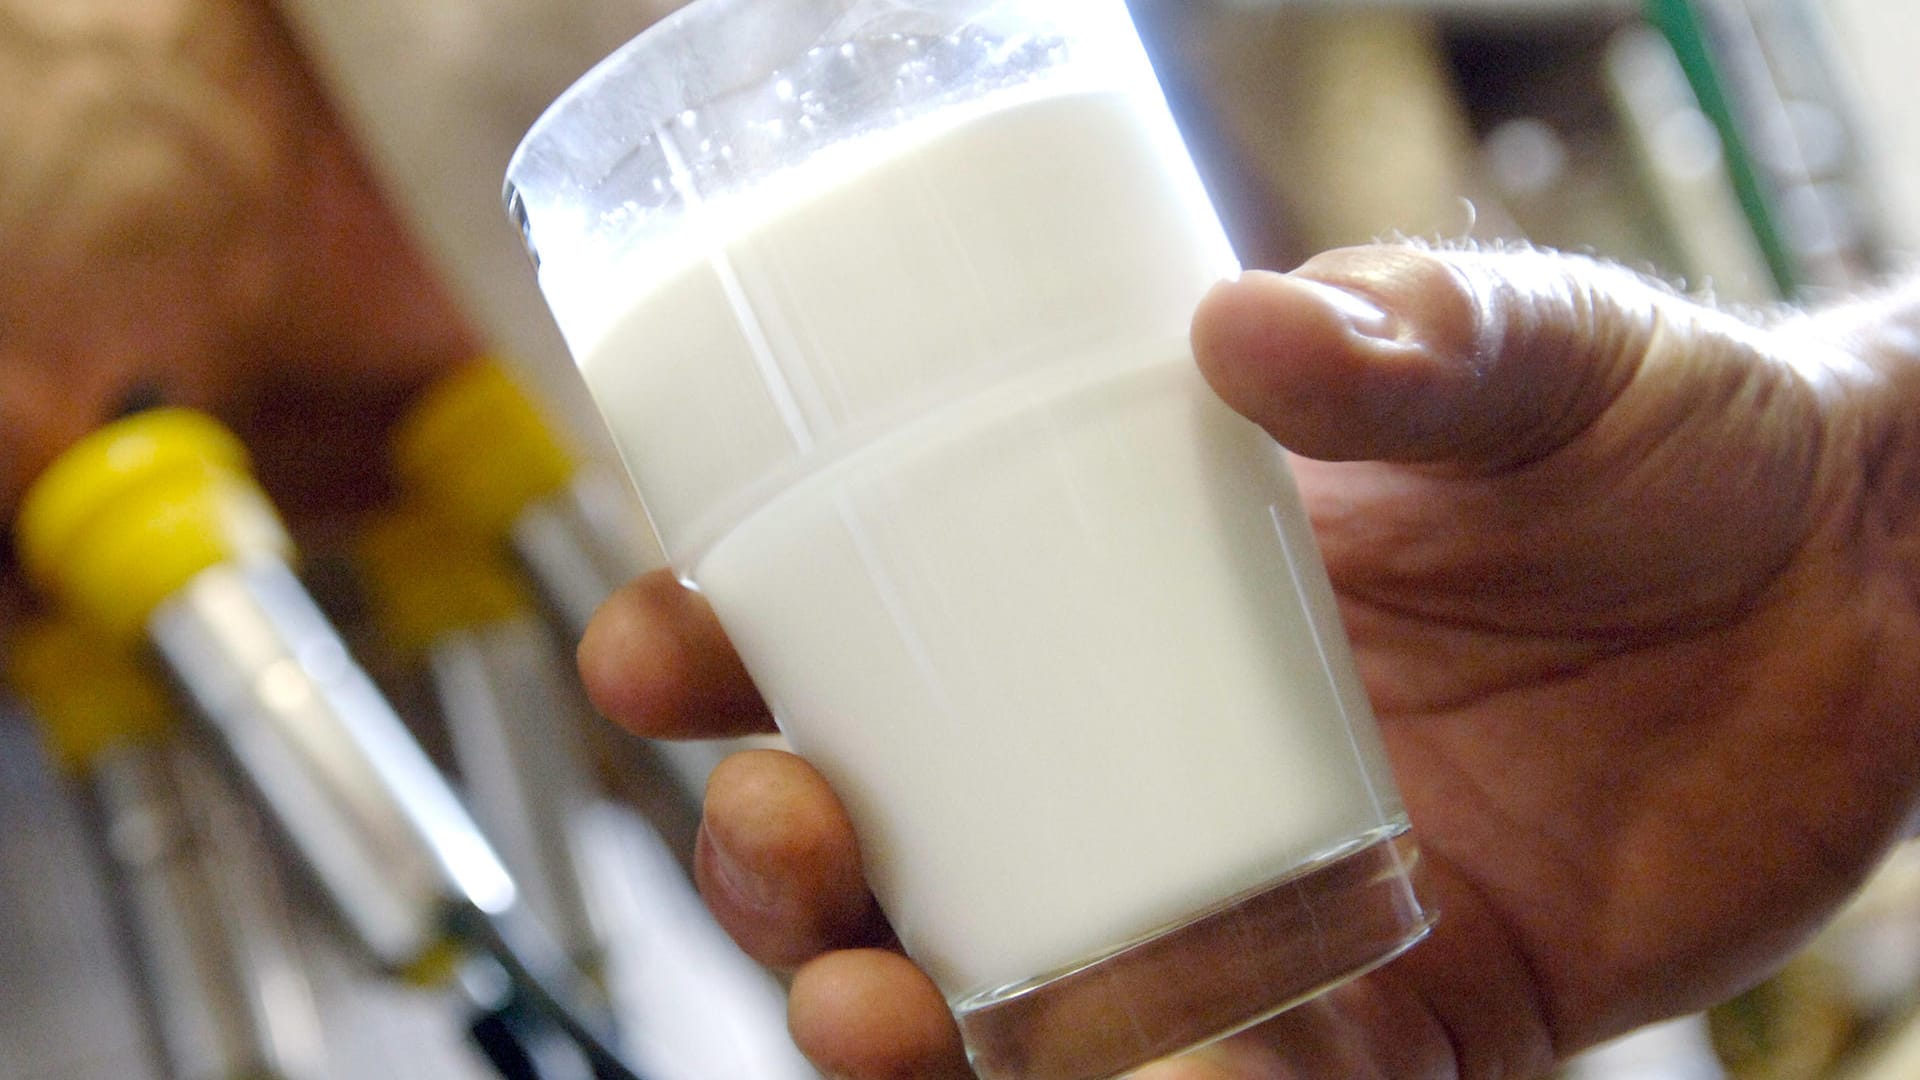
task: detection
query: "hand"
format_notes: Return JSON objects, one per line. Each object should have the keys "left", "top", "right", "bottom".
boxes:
{"left": 579, "top": 243, "right": 1920, "bottom": 1078}
{"left": 0, "top": 0, "right": 477, "bottom": 606}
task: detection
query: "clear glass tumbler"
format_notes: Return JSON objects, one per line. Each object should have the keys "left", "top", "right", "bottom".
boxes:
{"left": 505, "top": 3, "right": 1432, "bottom": 1077}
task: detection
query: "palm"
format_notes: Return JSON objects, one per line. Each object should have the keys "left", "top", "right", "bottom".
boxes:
{"left": 1250, "top": 261, "right": 1920, "bottom": 1071}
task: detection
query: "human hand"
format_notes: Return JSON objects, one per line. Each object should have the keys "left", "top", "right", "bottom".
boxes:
{"left": 0, "top": 0, "right": 477, "bottom": 610}
{"left": 578, "top": 243, "right": 1920, "bottom": 1078}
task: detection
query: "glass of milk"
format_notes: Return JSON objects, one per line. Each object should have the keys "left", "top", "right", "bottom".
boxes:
{"left": 505, "top": 2, "right": 1432, "bottom": 1077}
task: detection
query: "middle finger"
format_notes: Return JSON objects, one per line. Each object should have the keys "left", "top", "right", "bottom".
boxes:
{"left": 695, "top": 748, "right": 894, "bottom": 969}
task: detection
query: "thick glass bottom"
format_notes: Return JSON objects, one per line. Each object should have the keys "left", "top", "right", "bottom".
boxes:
{"left": 953, "top": 830, "right": 1431, "bottom": 1080}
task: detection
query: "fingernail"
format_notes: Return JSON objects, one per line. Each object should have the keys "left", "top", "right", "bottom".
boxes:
{"left": 1287, "top": 275, "right": 1399, "bottom": 341}
{"left": 701, "top": 825, "right": 783, "bottom": 911}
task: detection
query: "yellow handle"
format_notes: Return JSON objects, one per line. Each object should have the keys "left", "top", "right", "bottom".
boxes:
{"left": 385, "top": 357, "right": 572, "bottom": 538}
{"left": 356, "top": 503, "right": 532, "bottom": 658}
{"left": 6, "top": 617, "right": 175, "bottom": 773}
{"left": 14, "top": 409, "right": 292, "bottom": 639}
{"left": 391, "top": 360, "right": 577, "bottom": 539}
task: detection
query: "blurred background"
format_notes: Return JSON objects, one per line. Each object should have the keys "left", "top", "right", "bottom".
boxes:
{"left": 2, "top": 1, "right": 1917, "bottom": 1078}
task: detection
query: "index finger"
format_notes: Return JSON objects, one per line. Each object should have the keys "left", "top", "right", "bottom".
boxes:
{"left": 578, "top": 568, "right": 778, "bottom": 739}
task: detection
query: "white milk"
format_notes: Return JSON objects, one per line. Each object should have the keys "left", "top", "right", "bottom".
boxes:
{"left": 577, "top": 88, "right": 1406, "bottom": 1001}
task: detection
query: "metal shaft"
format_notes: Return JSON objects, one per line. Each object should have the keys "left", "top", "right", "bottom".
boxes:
{"left": 429, "top": 615, "right": 604, "bottom": 977}
{"left": 147, "top": 557, "right": 518, "bottom": 974}
{"left": 84, "top": 741, "right": 324, "bottom": 1080}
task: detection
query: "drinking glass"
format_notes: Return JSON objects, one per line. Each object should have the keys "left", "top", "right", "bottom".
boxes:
{"left": 506, "top": 3, "right": 1432, "bottom": 1076}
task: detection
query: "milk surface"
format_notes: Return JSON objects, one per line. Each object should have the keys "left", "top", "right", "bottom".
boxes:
{"left": 577, "top": 87, "right": 1406, "bottom": 1000}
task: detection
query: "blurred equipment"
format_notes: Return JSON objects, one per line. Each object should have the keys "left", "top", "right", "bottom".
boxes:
{"left": 355, "top": 500, "right": 811, "bottom": 1080}
{"left": 391, "top": 361, "right": 784, "bottom": 827}
{"left": 1146, "top": 0, "right": 1903, "bottom": 304}
{"left": 7, "top": 619, "right": 326, "bottom": 1080}
{"left": 1604, "top": 22, "right": 1778, "bottom": 306}
{"left": 12, "top": 409, "right": 641, "bottom": 1080}
{"left": 388, "top": 362, "right": 656, "bottom": 643}
{"left": 1640, "top": 0, "right": 1883, "bottom": 295}
{"left": 357, "top": 508, "right": 608, "bottom": 981}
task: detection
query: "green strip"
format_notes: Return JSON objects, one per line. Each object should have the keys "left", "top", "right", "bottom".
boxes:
{"left": 1642, "top": 0, "right": 1800, "bottom": 297}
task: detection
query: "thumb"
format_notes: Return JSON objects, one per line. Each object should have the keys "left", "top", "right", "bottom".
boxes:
{"left": 1192, "top": 245, "right": 1684, "bottom": 471}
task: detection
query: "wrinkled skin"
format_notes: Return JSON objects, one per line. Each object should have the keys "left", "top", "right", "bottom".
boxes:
{"left": 580, "top": 245, "right": 1920, "bottom": 1079}
{"left": 0, "top": 0, "right": 477, "bottom": 623}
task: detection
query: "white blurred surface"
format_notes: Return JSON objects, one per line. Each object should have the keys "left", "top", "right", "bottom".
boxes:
{"left": 0, "top": 708, "right": 156, "bottom": 1080}
{"left": 1565, "top": 1016, "right": 1728, "bottom": 1080}
{"left": 1825, "top": 0, "right": 1920, "bottom": 259}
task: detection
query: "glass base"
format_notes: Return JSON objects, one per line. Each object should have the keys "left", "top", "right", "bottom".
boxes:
{"left": 954, "top": 830, "right": 1431, "bottom": 1080}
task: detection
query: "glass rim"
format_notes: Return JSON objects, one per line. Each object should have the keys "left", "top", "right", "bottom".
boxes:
{"left": 503, "top": 0, "right": 1137, "bottom": 197}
